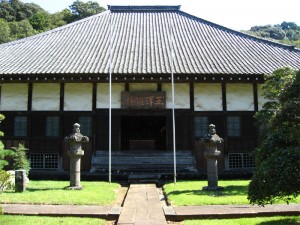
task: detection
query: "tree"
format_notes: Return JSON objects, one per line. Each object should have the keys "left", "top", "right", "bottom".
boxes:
{"left": 60, "top": 8, "right": 75, "bottom": 24}
{"left": 0, "top": 114, "right": 13, "bottom": 170}
{"left": 248, "top": 67, "right": 300, "bottom": 205}
{"left": 69, "top": 0, "right": 105, "bottom": 21}
{"left": 29, "top": 11, "right": 47, "bottom": 30}
{"left": 286, "top": 29, "right": 300, "bottom": 41}
{"left": 0, "top": 18, "right": 12, "bottom": 43}
{"left": 0, "top": 0, "right": 106, "bottom": 44}
{"left": 47, "top": 12, "right": 67, "bottom": 29}
{"left": 17, "top": 2, "right": 44, "bottom": 21}
{"left": 9, "top": 19, "right": 36, "bottom": 39}
{"left": 0, "top": 0, "right": 16, "bottom": 22}
{"left": 281, "top": 21, "right": 298, "bottom": 30}
{"left": 6, "top": 144, "right": 30, "bottom": 175}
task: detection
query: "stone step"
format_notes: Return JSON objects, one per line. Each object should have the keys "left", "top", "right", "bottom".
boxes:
{"left": 128, "top": 174, "right": 161, "bottom": 183}
{"left": 95, "top": 150, "right": 193, "bottom": 157}
{"left": 92, "top": 156, "right": 195, "bottom": 165}
{"left": 91, "top": 150, "right": 197, "bottom": 173}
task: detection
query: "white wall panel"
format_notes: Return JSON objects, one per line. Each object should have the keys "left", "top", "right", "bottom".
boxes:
{"left": 32, "top": 83, "right": 60, "bottom": 111}
{"left": 257, "top": 84, "right": 268, "bottom": 110}
{"left": 97, "top": 83, "right": 125, "bottom": 108}
{"left": 194, "top": 83, "right": 222, "bottom": 111}
{"left": 129, "top": 83, "right": 157, "bottom": 91}
{"left": 0, "top": 84, "right": 28, "bottom": 111}
{"left": 226, "top": 83, "right": 254, "bottom": 111}
{"left": 162, "top": 83, "right": 190, "bottom": 109}
{"left": 64, "top": 83, "right": 92, "bottom": 111}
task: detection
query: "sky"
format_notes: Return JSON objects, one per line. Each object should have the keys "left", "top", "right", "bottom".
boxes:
{"left": 22, "top": 0, "right": 300, "bottom": 31}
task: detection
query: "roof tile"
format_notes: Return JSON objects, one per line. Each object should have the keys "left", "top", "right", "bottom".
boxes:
{"left": 0, "top": 6, "right": 299, "bottom": 76}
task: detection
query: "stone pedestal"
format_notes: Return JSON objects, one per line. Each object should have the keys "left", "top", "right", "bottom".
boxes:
{"left": 201, "top": 124, "right": 224, "bottom": 191}
{"left": 203, "top": 151, "right": 224, "bottom": 191}
{"left": 67, "top": 150, "right": 84, "bottom": 189}
{"left": 64, "top": 123, "right": 89, "bottom": 190}
{"left": 15, "top": 170, "right": 26, "bottom": 192}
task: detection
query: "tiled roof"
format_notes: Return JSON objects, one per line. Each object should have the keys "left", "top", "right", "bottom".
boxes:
{"left": 0, "top": 5, "right": 299, "bottom": 76}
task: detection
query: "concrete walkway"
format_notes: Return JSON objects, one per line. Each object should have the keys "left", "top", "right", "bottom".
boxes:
{"left": 117, "top": 184, "right": 167, "bottom": 225}
{"left": 2, "top": 183, "right": 300, "bottom": 224}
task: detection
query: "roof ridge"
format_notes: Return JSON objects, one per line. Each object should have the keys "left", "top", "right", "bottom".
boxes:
{"left": 108, "top": 5, "right": 181, "bottom": 11}
{"left": 177, "top": 10, "right": 300, "bottom": 52}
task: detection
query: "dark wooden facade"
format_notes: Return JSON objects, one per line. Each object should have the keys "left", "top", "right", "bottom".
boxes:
{"left": 0, "top": 77, "right": 261, "bottom": 173}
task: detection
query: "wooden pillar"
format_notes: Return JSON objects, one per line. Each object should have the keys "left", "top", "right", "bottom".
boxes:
{"left": 92, "top": 82, "right": 97, "bottom": 156}
{"left": 27, "top": 83, "right": 33, "bottom": 150}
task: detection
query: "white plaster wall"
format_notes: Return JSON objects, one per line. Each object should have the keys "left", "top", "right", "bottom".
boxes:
{"left": 64, "top": 83, "right": 92, "bottom": 111}
{"left": 162, "top": 83, "right": 190, "bottom": 109}
{"left": 0, "top": 84, "right": 28, "bottom": 111}
{"left": 129, "top": 83, "right": 157, "bottom": 91}
{"left": 97, "top": 83, "right": 125, "bottom": 108}
{"left": 32, "top": 83, "right": 60, "bottom": 111}
{"left": 257, "top": 84, "right": 268, "bottom": 110}
{"left": 194, "top": 83, "right": 222, "bottom": 111}
{"left": 226, "top": 83, "right": 254, "bottom": 111}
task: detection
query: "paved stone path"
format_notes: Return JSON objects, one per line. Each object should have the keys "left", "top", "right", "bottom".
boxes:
{"left": 117, "top": 183, "right": 167, "bottom": 225}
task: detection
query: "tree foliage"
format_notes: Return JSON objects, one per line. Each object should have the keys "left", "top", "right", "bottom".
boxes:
{"left": 0, "top": 0, "right": 44, "bottom": 22}
{"left": 0, "top": 0, "right": 106, "bottom": 44}
{"left": 9, "top": 19, "right": 36, "bottom": 39}
{"left": 244, "top": 21, "right": 300, "bottom": 48}
{"left": 69, "top": 0, "right": 105, "bottom": 22}
{"left": 0, "top": 18, "right": 12, "bottom": 43}
{"left": 248, "top": 67, "right": 300, "bottom": 205}
{"left": 5, "top": 144, "right": 30, "bottom": 175}
{"left": 0, "top": 114, "right": 13, "bottom": 170}
{"left": 29, "top": 11, "right": 47, "bottom": 30}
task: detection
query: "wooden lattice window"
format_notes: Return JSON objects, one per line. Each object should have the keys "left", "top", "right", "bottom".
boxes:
{"left": 14, "top": 116, "right": 27, "bottom": 137}
{"left": 30, "top": 153, "right": 59, "bottom": 169}
{"left": 194, "top": 116, "right": 208, "bottom": 138}
{"left": 228, "top": 153, "right": 255, "bottom": 169}
{"left": 227, "top": 116, "right": 240, "bottom": 137}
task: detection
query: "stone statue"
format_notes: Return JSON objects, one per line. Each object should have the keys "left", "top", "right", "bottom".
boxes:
{"left": 64, "top": 123, "right": 89, "bottom": 152}
{"left": 201, "top": 124, "right": 224, "bottom": 191}
{"left": 64, "top": 123, "right": 89, "bottom": 189}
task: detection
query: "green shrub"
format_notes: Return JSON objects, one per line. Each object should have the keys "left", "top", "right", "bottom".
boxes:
{"left": 0, "top": 114, "right": 13, "bottom": 170}
{"left": 7, "top": 144, "right": 30, "bottom": 175}
{"left": 0, "top": 142, "right": 13, "bottom": 170}
{"left": 0, "top": 170, "right": 12, "bottom": 193}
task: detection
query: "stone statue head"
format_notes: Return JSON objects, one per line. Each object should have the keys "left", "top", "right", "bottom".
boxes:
{"left": 208, "top": 124, "right": 216, "bottom": 135}
{"left": 72, "top": 123, "right": 80, "bottom": 134}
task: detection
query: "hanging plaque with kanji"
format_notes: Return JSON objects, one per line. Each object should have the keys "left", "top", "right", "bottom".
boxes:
{"left": 121, "top": 91, "right": 166, "bottom": 109}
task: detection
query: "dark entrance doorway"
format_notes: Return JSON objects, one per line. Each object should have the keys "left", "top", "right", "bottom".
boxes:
{"left": 121, "top": 116, "right": 167, "bottom": 151}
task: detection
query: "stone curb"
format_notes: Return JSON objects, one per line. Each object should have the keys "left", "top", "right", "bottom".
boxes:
{"left": 2, "top": 203, "right": 299, "bottom": 221}
{"left": 164, "top": 204, "right": 300, "bottom": 220}
{"left": 1, "top": 204, "right": 121, "bottom": 220}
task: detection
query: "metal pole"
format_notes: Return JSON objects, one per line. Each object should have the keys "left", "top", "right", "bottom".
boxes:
{"left": 108, "top": 11, "right": 113, "bottom": 183}
{"left": 169, "top": 14, "right": 177, "bottom": 184}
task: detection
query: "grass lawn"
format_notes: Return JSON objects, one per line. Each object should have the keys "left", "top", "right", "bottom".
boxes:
{"left": 0, "top": 215, "right": 106, "bottom": 225}
{"left": 184, "top": 215, "right": 300, "bottom": 225}
{"left": 0, "top": 180, "right": 120, "bottom": 205}
{"left": 164, "top": 180, "right": 300, "bottom": 206}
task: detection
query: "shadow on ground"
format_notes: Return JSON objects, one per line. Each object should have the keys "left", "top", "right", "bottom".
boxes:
{"left": 258, "top": 218, "right": 299, "bottom": 225}
{"left": 167, "top": 185, "right": 247, "bottom": 197}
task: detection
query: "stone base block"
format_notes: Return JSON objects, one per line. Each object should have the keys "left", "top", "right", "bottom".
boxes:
{"left": 202, "top": 186, "right": 224, "bottom": 191}
{"left": 65, "top": 186, "right": 84, "bottom": 190}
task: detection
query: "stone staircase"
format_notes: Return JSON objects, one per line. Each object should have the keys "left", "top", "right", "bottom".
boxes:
{"left": 90, "top": 150, "right": 197, "bottom": 176}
